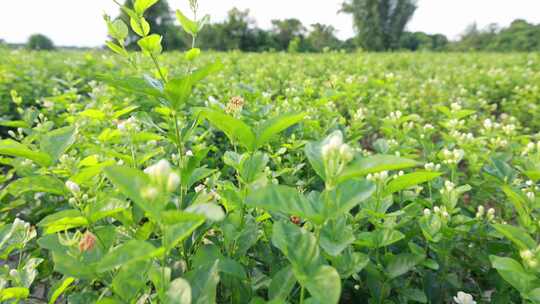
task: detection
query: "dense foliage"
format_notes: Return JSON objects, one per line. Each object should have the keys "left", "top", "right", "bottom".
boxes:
{"left": 451, "top": 20, "right": 540, "bottom": 52}
{"left": 2, "top": 1, "right": 540, "bottom": 303}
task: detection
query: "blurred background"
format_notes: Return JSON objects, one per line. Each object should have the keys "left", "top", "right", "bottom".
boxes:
{"left": 1, "top": 0, "right": 540, "bottom": 52}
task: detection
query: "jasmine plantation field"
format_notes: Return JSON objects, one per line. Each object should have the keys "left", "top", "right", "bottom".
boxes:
{"left": 1, "top": 39, "right": 540, "bottom": 303}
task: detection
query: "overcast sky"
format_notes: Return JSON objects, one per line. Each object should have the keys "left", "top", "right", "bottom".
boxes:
{"left": 1, "top": 0, "right": 540, "bottom": 47}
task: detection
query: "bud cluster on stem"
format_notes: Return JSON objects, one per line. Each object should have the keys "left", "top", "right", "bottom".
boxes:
{"left": 142, "top": 159, "right": 181, "bottom": 200}
{"left": 320, "top": 131, "right": 354, "bottom": 188}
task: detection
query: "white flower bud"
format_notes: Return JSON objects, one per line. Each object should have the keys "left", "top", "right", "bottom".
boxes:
{"left": 9, "top": 269, "right": 18, "bottom": 278}
{"left": 167, "top": 173, "right": 181, "bottom": 192}
{"left": 521, "top": 250, "right": 534, "bottom": 260}
{"left": 141, "top": 186, "right": 159, "bottom": 201}
{"left": 477, "top": 205, "right": 485, "bottom": 216}
{"left": 433, "top": 206, "right": 440, "bottom": 213}
{"left": 423, "top": 209, "right": 431, "bottom": 216}
{"left": 65, "top": 180, "right": 80, "bottom": 194}
{"left": 144, "top": 159, "right": 172, "bottom": 185}
{"left": 339, "top": 144, "right": 354, "bottom": 163}
{"left": 195, "top": 184, "right": 206, "bottom": 193}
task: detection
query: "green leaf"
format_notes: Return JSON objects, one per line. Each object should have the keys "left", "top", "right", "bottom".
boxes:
{"left": 304, "top": 140, "right": 327, "bottom": 181}
{"left": 97, "top": 240, "right": 163, "bottom": 272}
{"left": 386, "top": 253, "right": 424, "bottom": 279}
{"left": 254, "top": 113, "right": 306, "bottom": 149}
{"left": 38, "top": 210, "right": 88, "bottom": 234}
{"left": 320, "top": 217, "right": 355, "bottom": 256}
{"left": 240, "top": 152, "right": 269, "bottom": 183}
{"left": 191, "top": 245, "right": 247, "bottom": 280}
{"left": 161, "top": 211, "right": 205, "bottom": 250}
{"left": 104, "top": 166, "right": 162, "bottom": 219}
{"left": 106, "top": 18, "right": 128, "bottom": 41}
{"left": 5, "top": 175, "right": 67, "bottom": 197}
{"left": 49, "top": 277, "right": 75, "bottom": 304}
{"left": 268, "top": 266, "right": 296, "bottom": 300}
{"left": 166, "top": 277, "right": 192, "bottom": 304}
{"left": 0, "top": 287, "right": 29, "bottom": 301}
{"left": 134, "top": 0, "right": 158, "bottom": 14}
{"left": 492, "top": 223, "right": 536, "bottom": 250}
{"left": 338, "top": 155, "right": 419, "bottom": 182}
{"left": 89, "top": 198, "right": 130, "bottom": 223}
{"left": 271, "top": 221, "right": 341, "bottom": 304}
{"left": 303, "top": 265, "right": 341, "bottom": 304}
{"left": 526, "top": 288, "right": 540, "bottom": 303}
{"left": 186, "top": 167, "right": 216, "bottom": 189}
{"left": 490, "top": 255, "right": 536, "bottom": 292}
{"left": 331, "top": 250, "right": 370, "bottom": 278}
{"left": 176, "top": 9, "right": 199, "bottom": 36}
{"left": 325, "top": 179, "right": 375, "bottom": 219}
{"left": 79, "top": 109, "right": 106, "bottom": 120}
{"left": 185, "top": 261, "right": 220, "bottom": 304}
{"left": 356, "top": 229, "right": 405, "bottom": 249}
{"left": 246, "top": 185, "right": 321, "bottom": 223}
{"left": 96, "top": 74, "right": 164, "bottom": 99}
{"left": 40, "top": 126, "right": 77, "bottom": 163}
{"left": 197, "top": 108, "right": 255, "bottom": 151}
{"left": 138, "top": 34, "right": 162, "bottom": 56}
{"left": 383, "top": 171, "right": 441, "bottom": 195}
{"left": 112, "top": 260, "right": 150, "bottom": 302}
{"left": 106, "top": 41, "right": 127, "bottom": 56}
{"left": 501, "top": 185, "right": 532, "bottom": 228}
{"left": 185, "top": 48, "right": 201, "bottom": 61}
{"left": 130, "top": 16, "right": 150, "bottom": 37}
{"left": 0, "top": 139, "right": 52, "bottom": 166}
{"left": 185, "top": 203, "right": 225, "bottom": 222}
{"left": 1, "top": 219, "right": 36, "bottom": 259}
{"left": 272, "top": 221, "right": 323, "bottom": 275}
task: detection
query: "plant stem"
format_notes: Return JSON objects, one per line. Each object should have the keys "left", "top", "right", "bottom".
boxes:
{"left": 299, "top": 286, "right": 305, "bottom": 304}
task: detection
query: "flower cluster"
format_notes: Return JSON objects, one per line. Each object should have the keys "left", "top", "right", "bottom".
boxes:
{"left": 387, "top": 110, "right": 402, "bottom": 122}
{"left": 423, "top": 205, "right": 450, "bottom": 218}
{"left": 441, "top": 148, "right": 464, "bottom": 165}
{"left": 225, "top": 96, "right": 245, "bottom": 115}
{"left": 523, "top": 180, "right": 537, "bottom": 201}
{"left": 142, "top": 159, "right": 180, "bottom": 200}
{"left": 520, "top": 247, "right": 540, "bottom": 268}
{"left": 522, "top": 141, "right": 540, "bottom": 156}
{"left": 475, "top": 205, "right": 495, "bottom": 221}
{"left": 366, "top": 171, "right": 389, "bottom": 182}
{"left": 117, "top": 116, "right": 139, "bottom": 132}
{"left": 424, "top": 162, "right": 441, "bottom": 171}
{"left": 454, "top": 291, "right": 476, "bottom": 304}
{"left": 321, "top": 131, "right": 354, "bottom": 163}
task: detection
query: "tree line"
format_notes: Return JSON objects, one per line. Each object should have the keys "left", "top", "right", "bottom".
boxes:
{"left": 9, "top": 0, "right": 540, "bottom": 52}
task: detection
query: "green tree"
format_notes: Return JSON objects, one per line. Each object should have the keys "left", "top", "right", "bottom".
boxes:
{"left": 118, "top": 0, "right": 187, "bottom": 50}
{"left": 198, "top": 8, "right": 272, "bottom": 52}
{"left": 306, "top": 23, "right": 340, "bottom": 52}
{"left": 341, "top": 0, "right": 417, "bottom": 51}
{"left": 271, "top": 19, "right": 306, "bottom": 51}
{"left": 27, "top": 34, "right": 55, "bottom": 51}
{"left": 399, "top": 31, "right": 448, "bottom": 51}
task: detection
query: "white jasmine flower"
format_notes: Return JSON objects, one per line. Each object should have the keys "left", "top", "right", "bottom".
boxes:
{"left": 65, "top": 180, "right": 80, "bottom": 194}
{"left": 453, "top": 291, "right": 476, "bottom": 304}
{"left": 195, "top": 184, "right": 206, "bottom": 193}
{"left": 167, "top": 173, "right": 181, "bottom": 192}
